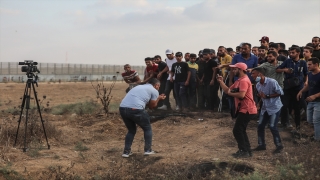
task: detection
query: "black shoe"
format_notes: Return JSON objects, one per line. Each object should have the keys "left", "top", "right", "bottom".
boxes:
{"left": 232, "top": 150, "right": 250, "bottom": 158}
{"left": 252, "top": 146, "right": 266, "bottom": 151}
{"left": 273, "top": 146, "right": 284, "bottom": 154}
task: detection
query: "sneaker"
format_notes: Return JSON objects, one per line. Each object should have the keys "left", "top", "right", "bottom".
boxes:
{"left": 232, "top": 150, "right": 250, "bottom": 158}
{"left": 273, "top": 146, "right": 283, "bottom": 154}
{"left": 175, "top": 106, "right": 180, "bottom": 111}
{"left": 157, "top": 105, "right": 167, "bottom": 110}
{"left": 144, "top": 150, "right": 156, "bottom": 155}
{"left": 122, "top": 150, "right": 133, "bottom": 158}
{"left": 252, "top": 146, "right": 266, "bottom": 151}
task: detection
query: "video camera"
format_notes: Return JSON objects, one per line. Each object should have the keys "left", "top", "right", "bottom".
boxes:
{"left": 19, "top": 60, "right": 40, "bottom": 73}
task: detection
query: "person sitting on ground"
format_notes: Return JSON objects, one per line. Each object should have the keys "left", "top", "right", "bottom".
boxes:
{"left": 122, "top": 64, "right": 141, "bottom": 93}
{"left": 119, "top": 78, "right": 166, "bottom": 158}
{"left": 251, "top": 67, "right": 284, "bottom": 154}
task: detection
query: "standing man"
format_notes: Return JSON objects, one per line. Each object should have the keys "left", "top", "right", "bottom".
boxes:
{"left": 171, "top": 52, "right": 190, "bottom": 112}
{"left": 303, "top": 46, "right": 313, "bottom": 61}
{"left": 252, "top": 46, "right": 259, "bottom": 57}
{"left": 155, "top": 55, "right": 168, "bottom": 109}
{"left": 259, "top": 36, "right": 270, "bottom": 49}
{"left": 119, "top": 78, "right": 166, "bottom": 157}
{"left": 251, "top": 67, "right": 284, "bottom": 153}
{"left": 187, "top": 53, "right": 198, "bottom": 109}
{"left": 311, "top": 36, "right": 320, "bottom": 59}
{"left": 259, "top": 51, "right": 289, "bottom": 128}
{"left": 197, "top": 51, "right": 206, "bottom": 109}
{"left": 184, "top": 52, "right": 190, "bottom": 62}
{"left": 276, "top": 47, "right": 308, "bottom": 131}
{"left": 218, "top": 46, "right": 232, "bottom": 111}
{"left": 268, "top": 43, "right": 287, "bottom": 62}
{"left": 162, "top": 49, "right": 178, "bottom": 110}
{"left": 257, "top": 45, "right": 268, "bottom": 65}
{"left": 297, "top": 58, "right": 320, "bottom": 141}
{"left": 203, "top": 48, "right": 218, "bottom": 111}
{"left": 217, "top": 46, "right": 232, "bottom": 81}
{"left": 217, "top": 63, "right": 257, "bottom": 158}
{"left": 229, "top": 43, "right": 258, "bottom": 117}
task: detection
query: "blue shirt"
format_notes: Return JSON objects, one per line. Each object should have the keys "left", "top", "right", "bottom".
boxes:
{"left": 276, "top": 59, "right": 307, "bottom": 90}
{"left": 256, "top": 77, "right": 283, "bottom": 115}
{"left": 120, "top": 84, "right": 159, "bottom": 109}
{"left": 232, "top": 54, "right": 258, "bottom": 82}
{"left": 307, "top": 72, "right": 320, "bottom": 102}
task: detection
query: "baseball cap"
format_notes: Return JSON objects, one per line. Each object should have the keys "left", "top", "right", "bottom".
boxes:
{"left": 210, "top": 49, "right": 215, "bottom": 54}
{"left": 165, "top": 49, "right": 173, "bottom": 54}
{"left": 259, "top": 36, "right": 269, "bottom": 42}
{"left": 175, "top": 52, "right": 183, "bottom": 57}
{"left": 229, "top": 63, "right": 247, "bottom": 71}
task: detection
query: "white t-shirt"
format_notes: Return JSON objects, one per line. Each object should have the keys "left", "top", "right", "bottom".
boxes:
{"left": 165, "top": 57, "right": 177, "bottom": 80}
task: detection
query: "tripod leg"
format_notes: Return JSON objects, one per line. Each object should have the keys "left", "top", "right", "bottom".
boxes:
{"left": 14, "top": 83, "right": 28, "bottom": 147}
{"left": 23, "top": 83, "right": 32, "bottom": 152}
{"left": 32, "top": 82, "right": 50, "bottom": 150}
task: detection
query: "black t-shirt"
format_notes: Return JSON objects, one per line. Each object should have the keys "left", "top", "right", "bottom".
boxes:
{"left": 203, "top": 59, "right": 217, "bottom": 82}
{"left": 307, "top": 71, "right": 320, "bottom": 102}
{"left": 312, "top": 49, "right": 320, "bottom": 59}
{"left": 196, "top": 60, "right": 206, "bottom": 79}
{"left": 157, "top": 61, "right": 168, "bottom": 81}
{"left": 171, "top": 62, "right": 190, "bottom": 82}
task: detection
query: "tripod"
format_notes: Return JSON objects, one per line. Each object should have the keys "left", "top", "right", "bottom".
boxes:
{"left": 14, "top": 73, "right": 50, "bottom": 152}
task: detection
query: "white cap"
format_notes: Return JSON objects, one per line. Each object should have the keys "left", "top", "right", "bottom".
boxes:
{"left": 165, "top": 49, "right": 173, "bottom": 54}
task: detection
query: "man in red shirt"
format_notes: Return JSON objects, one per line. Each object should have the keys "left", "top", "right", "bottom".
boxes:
{"left": 142, "top": 57, "right": 158, "bottom": 84}
{"left": 217, "top": 62, "right": 257, "bottom": 158}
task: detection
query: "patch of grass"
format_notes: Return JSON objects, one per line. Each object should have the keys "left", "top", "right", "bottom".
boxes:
{"left": 277, "top": 163, "right": 304, "bottom": 180}
{"left": 27, "top": 148, "right": 41, "bottom": 158}
{"left": 50, "top": 101, "right": 99, "bottom": 115}
{"left": 108, "top": 102, "right": 120, "bottom": 112}
{"left": 0, "top": 165, "right": 24, "bottom": 180}
{"left": 74, "top": 142, "right": 89, "bottom": 152}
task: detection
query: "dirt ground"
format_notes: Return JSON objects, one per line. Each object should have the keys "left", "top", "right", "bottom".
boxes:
{"left": 0, "top": 81, "right": 319, "bottom": 179}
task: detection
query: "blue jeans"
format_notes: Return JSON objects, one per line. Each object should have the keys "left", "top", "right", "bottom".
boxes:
{"left": 258, "top": 110, "right": 282, "bottom": 147}
{"left": 174, "top": 81, "right": 188, "bottom": 108}
{"left": 307, "top": 102, "right": 320, "bottom": 140}
{"left": 119, "top": 107, "right": 152, "bottom": 152}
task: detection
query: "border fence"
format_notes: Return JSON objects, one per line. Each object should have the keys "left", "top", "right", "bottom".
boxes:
{"left": 0, "top": 62, "right": 145, "bottom": 82}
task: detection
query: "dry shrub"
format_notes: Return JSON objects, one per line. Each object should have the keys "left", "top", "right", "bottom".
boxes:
{"left": 91, "top": 81, "right": 115, "bottom": 116}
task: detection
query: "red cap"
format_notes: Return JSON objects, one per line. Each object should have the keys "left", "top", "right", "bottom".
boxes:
{"left": 229, "top": 63, "right": 247, "bottom": 71}
{"left": 259, "top": 36, "right": 269, "bottom": 42}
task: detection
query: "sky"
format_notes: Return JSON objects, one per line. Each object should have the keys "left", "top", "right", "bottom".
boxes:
{"left": 0, "top": 0, "right": 319, "bottom": 66}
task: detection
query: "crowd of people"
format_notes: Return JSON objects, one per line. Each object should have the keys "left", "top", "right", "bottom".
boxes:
{"left": 119, "top": 36, "right": 320, "bottom": 158}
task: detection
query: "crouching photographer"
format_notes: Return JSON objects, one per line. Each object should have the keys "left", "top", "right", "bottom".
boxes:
{"left": 217, "top": 63, "right": 257, "bottom": 158}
